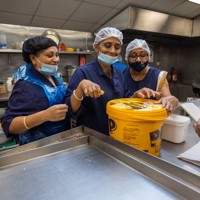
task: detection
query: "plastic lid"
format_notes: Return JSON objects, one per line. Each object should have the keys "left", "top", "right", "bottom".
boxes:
{"left": 164, "top": 114, "right": 191, "bottom": 126}
{"left": 106, "top": 98, "right": 169, "bottom": 121}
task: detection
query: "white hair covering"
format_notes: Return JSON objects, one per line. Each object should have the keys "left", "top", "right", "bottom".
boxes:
{"left": 125, "top": 39, "right": 150, "bottom": 60}
{"left": 94, "top": 27, "right": 123, "bottom": 45}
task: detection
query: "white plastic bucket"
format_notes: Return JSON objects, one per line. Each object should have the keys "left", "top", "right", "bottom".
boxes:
{"left": 161, "top": 114, "right": 191, "bottom": 143}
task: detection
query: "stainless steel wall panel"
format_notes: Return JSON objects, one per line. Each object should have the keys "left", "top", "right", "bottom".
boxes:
{"left": 103, "top": 6, "right": 194, "bottom": 37}
{"left": 0, "top": 23, "right": 94, "bottom": 50}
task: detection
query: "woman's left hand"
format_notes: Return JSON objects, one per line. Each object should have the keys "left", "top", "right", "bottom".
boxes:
{"left": 157, "top": 95, "right": 179, "bottom": 113}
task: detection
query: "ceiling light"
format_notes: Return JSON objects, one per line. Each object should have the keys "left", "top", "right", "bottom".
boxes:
{"left": 188, "top": 0, "right": 200, "bottom": 4}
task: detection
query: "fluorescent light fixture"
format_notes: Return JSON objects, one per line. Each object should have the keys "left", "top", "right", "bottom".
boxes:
{"left": 188, "top": 0, "right": 200, "bottom": 4}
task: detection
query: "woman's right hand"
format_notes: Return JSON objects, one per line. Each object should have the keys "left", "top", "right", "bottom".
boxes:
{"left": 78, "top": 79, "right": 102, "bottom": 98}
{"left": 70, "top": 79, "right": 103, "bottom": 113}
{"left": 46, "top": 104, "right": 68, "bottom": 122}
{"left": 133, "top": 87, "right": 161, "bottom": 99}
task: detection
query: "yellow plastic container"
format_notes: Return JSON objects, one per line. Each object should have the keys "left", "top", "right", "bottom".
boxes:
{"left": 106, "top": 98, "right": 169, "bottom": 156}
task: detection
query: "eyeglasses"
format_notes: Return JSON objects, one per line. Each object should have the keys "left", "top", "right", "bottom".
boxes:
{"left": 128, "top": 52, "right": 148, "bottom": 61}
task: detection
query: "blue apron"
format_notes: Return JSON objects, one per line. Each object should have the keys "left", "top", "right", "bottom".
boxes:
{"left": 13, "top": 64, "right": 69, "bottom": 144}
{"left": 13, "top": 64, "right": 66, "bottom": 106}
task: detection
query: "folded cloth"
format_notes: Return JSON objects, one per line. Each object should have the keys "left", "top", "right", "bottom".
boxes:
{"left": 178, "top": 141, "right": 200, "bottom": 166}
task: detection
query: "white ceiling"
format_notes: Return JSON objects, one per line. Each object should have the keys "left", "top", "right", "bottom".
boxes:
{"left": 0, "top": 0, "right": 200, "bottom": 33}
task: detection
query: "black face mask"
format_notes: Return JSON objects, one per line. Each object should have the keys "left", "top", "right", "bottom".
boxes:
{"left": 129, "top": 61, "right": 149, "bottom": 72}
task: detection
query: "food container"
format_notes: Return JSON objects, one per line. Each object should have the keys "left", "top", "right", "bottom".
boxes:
{"left": 106, "top": 98, "right": 169, "bottom": 156}
{"left": 6, "top": 77, "right": 13, "bottom": 92}
{"left": 66, "top": 47, "right": 74, "bottom": 52}
{"left": 161, "top": 114, "right": 191, "bottom": 143}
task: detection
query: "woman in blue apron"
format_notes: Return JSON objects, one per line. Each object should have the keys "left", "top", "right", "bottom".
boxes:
{"left": 2, "top": 36, "right": 70, "bottom": 145}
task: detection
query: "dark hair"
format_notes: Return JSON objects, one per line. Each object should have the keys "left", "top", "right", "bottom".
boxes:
{"left": 22, "top": 36, "right": 58, "bottom": 63}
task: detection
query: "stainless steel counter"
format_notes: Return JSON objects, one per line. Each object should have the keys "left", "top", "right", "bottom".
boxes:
{"left": 160, "top": 99, "right": 200, "bottom": 175}
{"left": 1, "top": 122, "right": 198, "bottom": 174}
{"left": 161, "top": 121, "right": 200, "bottom": 176}
{"left": 0, "top": 126, "right": 200, "bottom": 200}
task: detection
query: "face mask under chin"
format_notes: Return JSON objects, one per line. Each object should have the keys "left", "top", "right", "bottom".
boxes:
{"left": 35, "top": 57, "right": 58, "bottom": 76}
{"left": 40, "top": 63, "right": 58, "bottom": 76}
{"left": 129, "top": 61, "right": 149, "bottom": 72}
{"left": 98, "top": 52, "right": 119, "bottom": 66}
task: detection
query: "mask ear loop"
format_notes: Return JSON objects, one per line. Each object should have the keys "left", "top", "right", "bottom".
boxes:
{"left": 34, "top": 56, "right": 42, "bottom": 64}
{"left": 32, "top": 56, "right": 42, "bottom": 72}
{"left": 93, "top": 43, "right": 100, "bottom": 55}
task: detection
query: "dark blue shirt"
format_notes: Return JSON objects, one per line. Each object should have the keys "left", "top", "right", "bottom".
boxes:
{"left": 2, "top": 66, "right": 70, "bottom": 144}
{"left": 113, "top": 61, "right": 127, "bottom": 72}
{"left": 124, "top": 66, "right": 161, "bottom": 99}
{"left": 65, "top": 59, "right": 131, "bottom": 135}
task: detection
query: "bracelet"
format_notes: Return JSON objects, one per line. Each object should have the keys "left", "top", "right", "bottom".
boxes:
{"left": 23, "top": 116, "right": 30, "bottom": 130}
{"left": 73, "top": 90, "right": 83, "bottom": 101}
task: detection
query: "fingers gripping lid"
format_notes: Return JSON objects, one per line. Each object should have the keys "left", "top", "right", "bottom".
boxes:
{"left": 94, "top": 27, "right": 123, "bottom": 45}
{"left": 125, "top": 39, "right": 151, "bottom": 60}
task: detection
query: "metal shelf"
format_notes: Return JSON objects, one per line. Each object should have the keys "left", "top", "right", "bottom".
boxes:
{"left": 0, "top": 49, "right": 94, "bottom": 55}
{"left": 59, "top": 50, "right": 94, "bottom": 55}
{"left": 0, "top": 49, "right": 22, "bottom": 53}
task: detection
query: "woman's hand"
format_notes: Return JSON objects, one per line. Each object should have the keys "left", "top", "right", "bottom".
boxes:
{"left": 157, "top": 95, "right": 179, "bottom": 113}
{"left": 9, "top": 104, "right": 69, "bottom": 134}
{"left": 133, "top": 87, "right": 161, "bottom": 99}
{"left": 45, "top": 104, "right": 68, "bottom": 121}
{"left": 133, "top": 88, "right": 179, "bottom": 113}
{"left": 70, "top": 79, "right": 103, "bottom": 113}
{"left": 193, "top": 119, "right": 200, "bottom": 137}
{"left": 79, "top": 79, "right": 102, "bottom": 98}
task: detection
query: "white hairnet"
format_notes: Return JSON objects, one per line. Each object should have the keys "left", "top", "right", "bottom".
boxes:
{"left": 125, "top": 39, "right": 150, "bottom": 60}
{"left": 94, "top": 27, "right": 123, "bottom": 45}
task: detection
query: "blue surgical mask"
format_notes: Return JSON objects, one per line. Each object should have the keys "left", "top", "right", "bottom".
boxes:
{"left": 40, "top": 63, "right": 58, "bottom": 76}
{"left": 98, "top": 52, "right": 119, "bottom": 66}
{"left": 35, "top": 58, "right": 58, "bottom": 76}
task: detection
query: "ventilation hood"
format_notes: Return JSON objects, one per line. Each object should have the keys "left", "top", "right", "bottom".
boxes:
{"left": 103, "top": 6, "right": 200, "bottom": 38}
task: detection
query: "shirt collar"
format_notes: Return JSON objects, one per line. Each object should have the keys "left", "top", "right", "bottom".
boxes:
{"left": 95, "top": 58, "right": 113, "bottom": 77}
